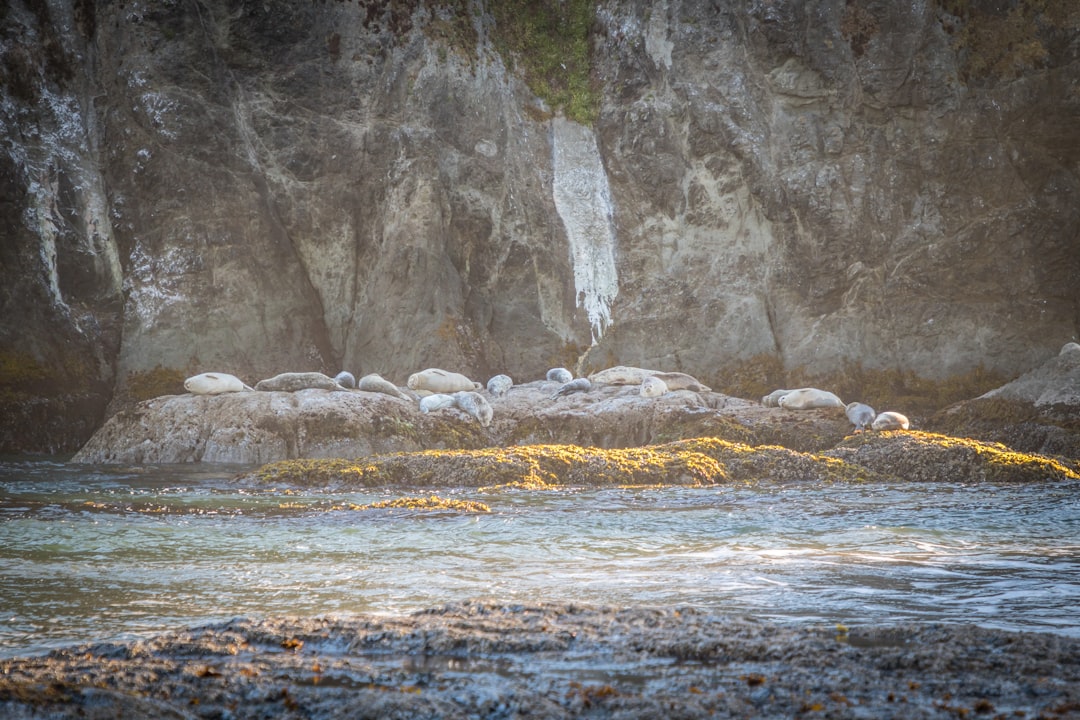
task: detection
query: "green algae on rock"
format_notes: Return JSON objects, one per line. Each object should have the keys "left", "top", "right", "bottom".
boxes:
{"left": 827, "top": 430, "right": 1080, "bottom": 483}
{"left": 248, "top": 438, "right": 888, "bottom": 489}
{"left": 350, "top": 495, "right": 491, "bottom": 513}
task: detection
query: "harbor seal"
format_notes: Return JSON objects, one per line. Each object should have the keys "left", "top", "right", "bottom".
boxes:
{"left": 762, "top": 389, "right": 795, "bottom": 407}
{"left": 358, "top": 373, "right": 410, "bottom": 401}
{"left": 551, "top": 377, "right": 592, "bottom": 398}
{"left": 407, "top": 368, "right": 481, "bottom": 394}
{"left": 650, "top": 371, "right": 710, "bottom": 393}
{"left": 587, "top": 366, "right": 658, "bottom": 386}
{"left": 872, "top": 411, "right": 910, "bottom": 431}
{"left": 546, "top": 367, "right": 573, "bottom": 384}
{"left": 845, "top": 402, "right": 876, "bottom": 432}
{"left": 334, "top": 371, "right": 356, "bottom": 389}
{"left": 640, "top": 376, "right": 668, "bottom": 398}
{"left": 777, "top": 388, "right": 844, "bottom": 411}
{"left": 419, "top": 393, "right": 457, "bottom": 413}
{"left": 254, "top": 372, "right": 345, "bottom": 392}
{"left": 453, "top": 391, "right": 494, "bottom": 427}
{"left": 1062, "top": 342, "right": 1080, "bottom": 355}
{"left": 486, "top": 374, "right": 513, "bottom": 397}
{"left": 183, "top": 372, "right": 253, "bottom": 395}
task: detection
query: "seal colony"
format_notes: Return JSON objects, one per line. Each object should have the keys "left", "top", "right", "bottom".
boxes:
{"left": 180, "top": 360, "right": 921, "bottom": 436}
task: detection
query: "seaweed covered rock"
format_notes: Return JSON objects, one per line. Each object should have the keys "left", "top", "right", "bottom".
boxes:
{"left": 826, "top": 431, "right": 1080, "bottom": 483}
{"left": 248, "top": 438, "right": 885, "bottom": 489}
{"left": 926, "top": 345, "right": 1080, "bottom": 458}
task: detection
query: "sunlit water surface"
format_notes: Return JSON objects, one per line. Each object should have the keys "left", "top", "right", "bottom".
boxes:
{"left": 1, "top": 458, "right": 1078, "bottom": 657}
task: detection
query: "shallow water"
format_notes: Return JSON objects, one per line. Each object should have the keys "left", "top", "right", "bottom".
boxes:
{"left": 1, "top": 458, "right": 1078, "bottom": 657}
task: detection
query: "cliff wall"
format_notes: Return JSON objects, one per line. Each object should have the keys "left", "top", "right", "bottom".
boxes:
{"left": 2, "top": 0, "right": 1078, "bottom": 452}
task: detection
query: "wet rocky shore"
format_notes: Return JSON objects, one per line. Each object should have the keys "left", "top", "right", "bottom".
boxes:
{"left": 3, "top": 602, "right": 1079, "bottom": 719}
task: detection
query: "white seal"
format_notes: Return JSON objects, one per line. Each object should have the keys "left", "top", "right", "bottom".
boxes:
{"left": 777, "top": 388, "right": 844, "bottom": 410}
{"left": 486, "top": 374, "right": 513, "bottom": 397}
{"left": 546, "top": 367, "right": 573, "bottom": 383}
{"left": 407, "top": 368, "right": 481, "bottom": 394}
{"left": 254, "top": 372, "right": 345, "bottom": 392}
{"left": 419, "top": 393, "right": 457, "bottom": 413}
{"left": 183, "top": 372, "right": 253, "bottom": 395}
{"left": 650, "top": 371, "right": 710, "bottom": 393}
{"left": 639, "top": 376, "right": 668, "bottom": 398}
{"left": 872, "top": 411, "right": 910, "bottom": 431}
{"left": 453, "top": 391, "right": 494, "bottom": 427}
{"left": 845, "top": 402, "right": 876, "bottom": 432}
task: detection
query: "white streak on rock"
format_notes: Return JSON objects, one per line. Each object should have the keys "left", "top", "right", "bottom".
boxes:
{"left": 552, "top": 117, "right": 618, "bottom": 344}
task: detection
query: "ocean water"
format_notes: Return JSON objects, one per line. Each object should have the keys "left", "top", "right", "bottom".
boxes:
{"left": 1, "top": 457, "right": 1079, "bottom": 658}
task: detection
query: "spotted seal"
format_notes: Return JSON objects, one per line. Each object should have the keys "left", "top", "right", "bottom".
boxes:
{"left": 762, "top": 389, "right": 795, "bottom": 407}
{"left": 358, "top": 373, "right": 411, "bottom": 401}
{"left": 453, "top": 391, "right": 494, "bottom": 427}
{"left": 334, "top": 371, "right": 356, "bottom": 389}
{"left": 1062, "top": 342, "right": 1080, "bottom": 356}
{"left": 777, "top": 388, "right": 844, "bottom": 411}
{"left": 408, "top": 368, "right": 482, "bottom": 394}
{"left": 184, "top": 372, "right": 253, "bottom": 395}
{"left": 551, "top": 377, "right": 591, "bottom": 399}
{"left": 419, "top": 393, "right": 457, "bottom": 413}
{"left": 486, "top": 374, "right": 513, "bottom": 397}
{"left": 872, "top": 411, "right": 910, "bottom": 431}
{"left": 845, "top": 402, "right": 876, "bottom": 432}
{"left": 546, "top": 367, "right": 573, "bottom": 384}
{"left": 587, "top": 366, "right": 658, "bottom": 386}
{"left": 254, "top": 372, "right": 345, "bottom": 392}
{"left": 639, "top": 376, "right": 668, "bottom": 398}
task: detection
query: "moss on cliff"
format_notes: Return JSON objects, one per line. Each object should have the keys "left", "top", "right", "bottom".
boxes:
{"left": 936, "top": 0, "right": 1078, "bottom": 82}
{"left": 126, "top": 365, "right": 186, "bottom": 402}
{"left": 489, "top": 0, "right": 600, "bottom": 124}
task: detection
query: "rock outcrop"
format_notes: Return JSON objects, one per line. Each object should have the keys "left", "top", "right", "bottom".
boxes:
{"left": 927, "top": 341, "right": 1080, "bottom": 457}
{"left": 4, "top": 0, "right": 1079, "bottom": 453}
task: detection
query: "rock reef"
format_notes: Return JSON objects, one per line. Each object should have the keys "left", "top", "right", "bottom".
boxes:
{"left": 2, "top": 602, "right": 1078, "bottom": 719}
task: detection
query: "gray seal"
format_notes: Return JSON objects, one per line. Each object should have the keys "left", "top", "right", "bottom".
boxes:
{"left": 546, "top": 367, "right": 573, "bottom": 384}
{"left": 845, "top": 402, "right": 876, "bottom": 432}
{"left": 254, "top": 372, "right": 345, "bottom": 392}
{"left": 334, "top": 371, "right": 356, "bottom": 389}
{"left": 551, "top": 377, "right": 591, "bottom": 399}
{"left": 358, "top": 373, "right": 411, "bottom": 401}
{"left": 486, "top": 374, "right": 513, "bottom": 397}
{"left": 453, "top": 391, "right": 494, "bottom": 427}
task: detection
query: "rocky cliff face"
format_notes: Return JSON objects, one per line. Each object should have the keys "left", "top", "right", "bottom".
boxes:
{"left": 2, "top": 0, "right": 1079, "bottom": 453}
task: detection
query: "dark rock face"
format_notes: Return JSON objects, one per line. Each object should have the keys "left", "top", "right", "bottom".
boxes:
{"left": 3, "top": 0, "right": 1079, "bottom": 453}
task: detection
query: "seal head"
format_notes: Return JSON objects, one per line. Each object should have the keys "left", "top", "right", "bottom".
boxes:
{"left": 486, "top": 374, "right": 513, "bottom": 397}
